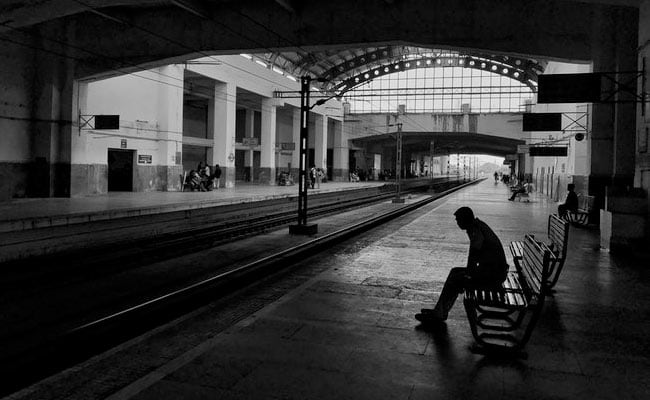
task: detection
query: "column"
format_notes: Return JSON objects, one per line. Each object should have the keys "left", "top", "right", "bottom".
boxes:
{"left": 612, "top": 7, "right": 637, "bottom": 187}
{"left": 208, "top": 81, "right": 236, "bottom": 188}
{"left": 313, "top": 114, "right": 328, "bottom": 171}
{"left": 244, "top": 108, "right": 255, "bottom": 182}
{"left": 260, "top": 98, "right": 277, "bottom": 184}
{"left": 332, "top": 119, "right": 348, "bottom": 181}
{"left": 291, "top": 107, "right": 301, "bottom": 178}
{"left": 31, "top": 34, "right": 80, "bottom": 198}
{"left": 156, "top": 65, "right": 184, "bottom": 191}
{"left": 588, "top": 8, "right": 617, "bottom": 200}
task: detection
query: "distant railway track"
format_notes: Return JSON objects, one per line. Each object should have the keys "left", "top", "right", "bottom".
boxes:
{"left": 0, "top": 178, "right": 480, "bottom": 397}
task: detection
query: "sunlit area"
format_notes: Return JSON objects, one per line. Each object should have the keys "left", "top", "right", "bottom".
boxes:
{"left": 341, "top": 49, "right": 538, "bottom": 114}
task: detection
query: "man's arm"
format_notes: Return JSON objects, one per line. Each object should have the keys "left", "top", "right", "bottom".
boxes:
{"left": 466, "top": 227, "right": 485, "bottom": 269}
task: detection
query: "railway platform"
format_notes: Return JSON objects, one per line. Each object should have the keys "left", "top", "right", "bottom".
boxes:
{"left": 4, "top": 179, "right": 650, "bottom": 400}
{"left": 0, "top": 181, "right": 387, "bottom": 234}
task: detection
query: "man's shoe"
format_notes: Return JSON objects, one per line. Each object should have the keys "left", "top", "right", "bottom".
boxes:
{"left": 415, "top": 313, "right": 445, "bottom": 324}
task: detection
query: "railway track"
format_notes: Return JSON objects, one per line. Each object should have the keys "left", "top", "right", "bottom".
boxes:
{"left": 0, "top": 178, "right": 479, "bottom": 397}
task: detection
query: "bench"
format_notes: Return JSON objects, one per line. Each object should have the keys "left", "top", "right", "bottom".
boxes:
{"left": 566, "top": 194, "right": 594, "bottom": 226}
{"left": 510, "top": 183, "right": 531, "bottom": 202}
{"left": 463, "top": 234, "right": 551, "bottom": 356}
{"left": 509, "top": 214, "right": 569, "bottom": 290}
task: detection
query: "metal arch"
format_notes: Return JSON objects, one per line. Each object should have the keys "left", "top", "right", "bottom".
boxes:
{"left": 250, "top": 45, "right": 544, "bottom": 94}
{"left": 332, "top": 54, "right": 541, "bottom": 93}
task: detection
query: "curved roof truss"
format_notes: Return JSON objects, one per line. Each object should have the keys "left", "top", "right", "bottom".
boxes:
{"left": 333, "top": 53, "right": 542, "bottom": 94}
{"left": 255, "top": 46, "right": 545, "bottom": 94}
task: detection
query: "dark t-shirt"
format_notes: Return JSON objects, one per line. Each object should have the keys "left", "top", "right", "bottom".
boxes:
{"left": 465, "top": 218, "right": 508, "bottom": 285}
{"left": 565, "top": 191, "right": 578, "bottom": 211}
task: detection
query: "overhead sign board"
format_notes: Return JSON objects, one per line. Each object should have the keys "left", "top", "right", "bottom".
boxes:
{"left": 529, "top": 146, "right": 568, "bottom": 157}
{"left": 517, "top": 145, "right": 529, "bottom": 154}
{"left": 94, "top": 115, "right": 120, "bottom": 130}
{"left": 537, "top": 73, "right": 601, "bottom": 103}
{"left": 522, "top": 113, "right": 562, "bottom": 131}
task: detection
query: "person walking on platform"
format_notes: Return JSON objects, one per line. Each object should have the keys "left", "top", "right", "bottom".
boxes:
{"left": 415, "top": 207, "right": 509, "bottom": 324}
{"left": 558, "top": 183, "right": 579, "bottom": 218}
{"left": 212, "top": 164, "right": 222, "bottom": 189}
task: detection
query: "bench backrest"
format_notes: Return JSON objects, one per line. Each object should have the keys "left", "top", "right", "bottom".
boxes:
{"left": 577, "top": 194, "right": 595, "bottom": 211}
{"left": 519, "top": 234, "right": 551, "bottom": 297}
{"left": 547, "top": 214, "right": 569, "bottom": 260}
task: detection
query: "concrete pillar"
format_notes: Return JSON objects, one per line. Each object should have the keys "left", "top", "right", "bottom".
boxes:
{"left": 612, "top": 7, "right": 638, "bottom": 187}
{"left": 29, "top": 39, "right": 73, "bottom": 197}
{"left": 260, "top": 98, "right": 276, "bottom": 184}
{"left": 208, "top": 81, "right": 236, "bottom": 188}
{"left": 588, "top": 8, "right": 618, "bottom": 202}
{"left": 156, "top": 65, "right": 184, "bottom": 191}
{"left": 332, "top": 119, "right": 348, "bottom": 181}
{"left": 313, "top": 114, "right": 328, "bottom": 171}
{"left": 244, "top": 108, "right": 255, "bottom": 182}
{"left": 588, "top": 8, "right": 639, "bottom": 227}
{"left": 291, "top": 107, "right": 301, "bottom": 179}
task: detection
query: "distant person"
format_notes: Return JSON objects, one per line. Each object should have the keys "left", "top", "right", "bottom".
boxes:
{"left": 415, "top": 207, "right": 509, "bottom": 324}
{"left": 494, "top": 171, "right": 499, "bottom": 183}
{"left": 508, "top": 181, "right": 528, "bottom": 201}
{"left": 212, "top": 164, "right": 222, "bottom": 189}
{"left": 188, "top": 170, "right": 206, "bottom": 191}
{"left": 309, "top": 166, "right": 316, "bottom": 189}
{"left": 558, "top": 183, "right": 579, "bottom": 218}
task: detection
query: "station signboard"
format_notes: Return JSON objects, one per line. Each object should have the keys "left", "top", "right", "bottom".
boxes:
{"left": 529, "top": 146, "right": 568, "bottom": 157}
{"left": 537, "top": 73, "right": 601, "bottom": 103}
{"left": 522, "top": 113, "right": 562, "bottom": 131}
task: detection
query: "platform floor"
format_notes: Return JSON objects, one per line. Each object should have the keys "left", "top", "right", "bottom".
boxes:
{"left": 5, "top": 180, "right": 650, "bottom": 400}
{"left": 0, "top": 181, "right": 386, "bottom": 233}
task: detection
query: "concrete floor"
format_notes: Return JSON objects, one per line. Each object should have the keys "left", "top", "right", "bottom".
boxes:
{"left": 5, "top": 179, "right": 650, "bottom": 400}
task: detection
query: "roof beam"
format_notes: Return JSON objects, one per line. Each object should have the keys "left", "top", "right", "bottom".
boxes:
{"left": 170, "top": 0, "right": 210, "bottom": 18}
{"left": 274, "top": 0, "right": 295, "bottom": 13}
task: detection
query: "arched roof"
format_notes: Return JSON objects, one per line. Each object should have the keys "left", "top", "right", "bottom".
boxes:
{"left": 251, "top": 45, "right": 546, "bottom": 94}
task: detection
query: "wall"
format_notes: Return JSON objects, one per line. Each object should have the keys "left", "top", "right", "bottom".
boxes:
{"left": 84, "top": 67, "right": 184, "bottom": 193}
{"left": 0, "top": 41, "right": 34, "bottom": 199}
{"left": 635, "top": 0, "right": 650, "bottom": 239}
{"left": 528, "top": 61, "right": 592, "bottom": 201}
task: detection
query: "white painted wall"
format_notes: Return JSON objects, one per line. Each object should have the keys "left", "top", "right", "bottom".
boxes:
{"left": 84, "top": 68, "right": 180, "bottom": 166}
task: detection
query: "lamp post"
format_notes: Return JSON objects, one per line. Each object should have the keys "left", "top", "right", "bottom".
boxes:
{"left": 288, "top": 76, "right": 337, "bottom": 235}
{"left": 289, "top": 76, "right": 319, "bottom": 235}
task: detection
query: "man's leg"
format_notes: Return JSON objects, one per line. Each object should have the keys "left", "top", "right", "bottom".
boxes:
{"left": 417, "top": 267, "right": 467, "bottom": 322}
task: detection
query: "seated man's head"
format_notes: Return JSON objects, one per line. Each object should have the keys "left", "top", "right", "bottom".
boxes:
{"left": 454, "top": 207, "right": 475, "bottom": 230}
{"left": 567, "top": 183, "right": 575, "bottom": 191}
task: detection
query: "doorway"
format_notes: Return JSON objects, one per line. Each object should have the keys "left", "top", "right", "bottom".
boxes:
{"left": 108, "top": 149, "right": 135, "bottom": 191}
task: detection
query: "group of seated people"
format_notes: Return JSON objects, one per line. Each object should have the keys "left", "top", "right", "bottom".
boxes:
{"left": 186, "top": 162, "right": 222, "bottom": 192}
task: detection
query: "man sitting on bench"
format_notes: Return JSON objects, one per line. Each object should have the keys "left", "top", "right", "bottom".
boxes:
{"left": 508, "top": 181, "right": 529, "bottom": 201}
{"left": 416, "top": 207, "right": 509, "bottom": 324}
{"left": 558, "top": 183, "right": 579, "bottom": 218}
